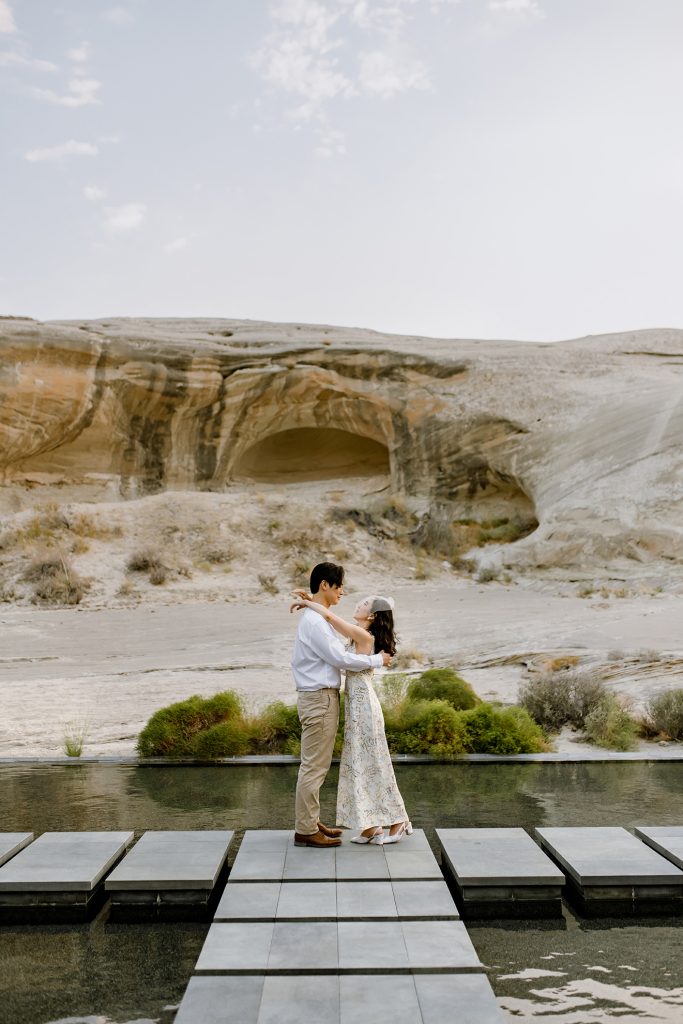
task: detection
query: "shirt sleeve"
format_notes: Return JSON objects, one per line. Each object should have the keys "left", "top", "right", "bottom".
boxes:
{"left": 305, "top": 618, "right": 383, "bottom": 671}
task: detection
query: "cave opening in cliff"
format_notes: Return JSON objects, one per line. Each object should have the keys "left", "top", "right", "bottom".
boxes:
{"left": 233, "top": 427, "right": 390, "bottom": 483}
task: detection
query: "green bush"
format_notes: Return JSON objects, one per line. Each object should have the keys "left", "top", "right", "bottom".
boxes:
{"left": 519, "top": 669, "right": 607, "bottom": 731}
{"left": 189, "top": 720, "right": 250, "bottom": 759}
{"left": 460, "top": 703, "right": 547, "bottom": 754}
{"left": 408, "top": 668, "right": 480, "bottom": 711}
{"left": 646, "top": 689, "right": 683, "bottom": 740}
{"left": 251, "top": 701, "right": 302, "bottom": 754}
{"left": 386, "top": 699, "right": 467, "bottom": 759}
{"left": 583, "top": 695, "right": 639, "bottom": 751}
{"left": 137, "top": 690, "right": 244, "bottom": 757}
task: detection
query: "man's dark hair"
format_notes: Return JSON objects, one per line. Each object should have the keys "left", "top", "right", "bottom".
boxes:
{"left": 310, "top": 562, "right": 344, "bottom": 594}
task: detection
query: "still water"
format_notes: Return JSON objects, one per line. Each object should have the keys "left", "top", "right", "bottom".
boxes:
{"left": 1, "top": 761, "right": 682, "bottom": 1023}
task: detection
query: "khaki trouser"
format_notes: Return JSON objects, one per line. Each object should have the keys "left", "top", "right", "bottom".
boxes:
{"left": 295, "top": 687, "right": 340, "bottom": 835}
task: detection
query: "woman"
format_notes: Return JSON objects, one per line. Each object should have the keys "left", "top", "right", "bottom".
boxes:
{"left": 290, "top": 591, "right": 411, "bottom": 845}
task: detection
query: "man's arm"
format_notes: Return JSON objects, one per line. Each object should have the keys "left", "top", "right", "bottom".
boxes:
{"left": 305, "top": 618, "right": 384, "bottom": 671}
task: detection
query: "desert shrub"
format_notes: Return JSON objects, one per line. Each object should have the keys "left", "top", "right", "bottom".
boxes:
{"left": 519, "top": 669, "right": 607, "bottom": 731}
{"left": 22, "top": 553, "right": 87, "bottom": 605}
{"left": 476, "top": 566, "right": 499, "bottom": 583}
{"left": 460, "top": 703, "right": 548, "bottom": 754}
{"left": 377, "top": 673, "right": 410, "bottom": 714}
{"left": 251, "top": 701, "right": 302, "bottom": 754}
{"left": 149, "top": 564, "right": 168, "bottom": 585}
{"left": 646, "top": 690, "right": 683, "bottom": 740}
{"left": 189, "top": 720, "right": 250, "bottom": 759}
{"left": 63, "top": 721, "right": 87, "bottom": 758}
{"left": 127, "top": 548, "right": 165, "bottom": 573}
{"left": 258, "top": 574, "right": 279, "bottom": 595}
{"left": 385, "top": 699, "right": 468, "bottom": 759}
{"left": 391, "top": 649, "right": 427, "bottom": 670}
{"left": 583, "top": 694, "right": 639, "bottom": 751}
{"left": 408, "top": 668, "right": 479, "bottom": 711}
{"left": 137, "top": 690, "right": 244, "bottom": 757}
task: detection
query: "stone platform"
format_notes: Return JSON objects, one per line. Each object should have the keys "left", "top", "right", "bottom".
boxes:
{"left": 0, "top": 831, "right": 133, "bottom": 922}
{"left": 174, "top": 829, "right": 506, "bottom": 1023}
{"left": 437, "top": 827, "right": 565, "bottom": 919}
{"left": 536, "top": 826, "right": 683, "bottom": 915}
{"left": 105, "top": 830, "right": 234, "bottom": 920}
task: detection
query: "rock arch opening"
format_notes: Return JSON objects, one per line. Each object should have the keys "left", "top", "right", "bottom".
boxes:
{"left": 232, "top": 427, "right": 390, "bottom": 483}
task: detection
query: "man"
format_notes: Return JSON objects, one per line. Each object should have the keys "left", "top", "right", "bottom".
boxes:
{"left": 291, "top": 561, "right": 391, "bottom": 848}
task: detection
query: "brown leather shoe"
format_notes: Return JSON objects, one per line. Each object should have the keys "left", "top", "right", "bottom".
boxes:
{"left": 318, "top": 821, "right": 343, "bottom": 838}
{"left": 294, "top": 830, "right": 341, "bottom": 848}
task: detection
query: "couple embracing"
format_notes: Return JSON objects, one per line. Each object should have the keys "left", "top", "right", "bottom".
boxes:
{"left": 290, "top": 561, "right": 411, "bottom": 848}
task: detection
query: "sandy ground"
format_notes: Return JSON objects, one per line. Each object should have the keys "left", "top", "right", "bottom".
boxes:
{"left": 1, "top": 579, "right": 682, "bottom": 758}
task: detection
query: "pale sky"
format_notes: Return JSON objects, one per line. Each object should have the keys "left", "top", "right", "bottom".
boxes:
{"left": 2, "top": 0, "right": 683, "bottom": 341}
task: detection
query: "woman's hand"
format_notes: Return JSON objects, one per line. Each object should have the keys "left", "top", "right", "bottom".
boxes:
{"left": 289, "top": 592, "right": 313, "bottom": 614}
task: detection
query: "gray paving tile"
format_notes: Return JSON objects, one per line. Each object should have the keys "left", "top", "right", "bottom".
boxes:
{"left": 335, "top": 845, "right": 390, "bottom": 880}
{"left": 195, "top": 922, "right": 275, "bottom": 972}
{"left": 240, "top": 830, "right": 291, "bottom": 852}
{"left": 392, "top": 880, "right": 459, "bottom": 919}
{"left": 401, "top": 920, "right": 481, "bottom": 970}
{"left": 635, "top": 827, "right": 683, "bottom": 870}
{"left": 105, "top": 830, "right": 233, "bottom": 890}
{"left": 0, "top": 831, "right": 133, "bottom": 892}
{"left": 536, "top": 827, "right": 683, "bottom": 885}
{"left": 214, "top": 882, "right": 281, "bottom": 921}
{"left": 268, "top": 921, "right": 338, "bottom": 971}
{"left": 386, "top": 851, "right": 442, "bottom": 880}
{"left": 437, "top": 828, "right": 564, "bottom": 886}
{"left": 336, "top": 881, "right": 397, "bottom": 918}
{"left": 174, "top": 976, "right": 264, "bottom": 1024}
{"left": 0, "top": 833, "right": 33, "bottom": 869}
{"left": 259, "top": 975, "right": 339, "bottom": 1023}
{"left": 383, "top": 829, "right": 432, "bottom": 853}
{"left": 276, "top": 881, "right": 337, "bottom": 918}
{"left": 229, "top": 851, "right": 286, "bottom": 882}
{"left": 340, "top": 975, "right": 419, "bottom": 1023}
{"left": 283, "top": 844, "right": 336, "bottom": 880}
{"left": 415, "top": 974, "right": 506, "bottom": 1023}
{"left": 338, "top": 921, "right": 409, "bottom": 970}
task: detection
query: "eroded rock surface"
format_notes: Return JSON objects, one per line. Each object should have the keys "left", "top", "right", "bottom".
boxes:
{"left": 1, "top": 316, "right": 682, "bottom": 569}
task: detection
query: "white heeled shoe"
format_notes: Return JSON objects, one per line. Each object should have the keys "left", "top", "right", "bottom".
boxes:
{"left": 383, "top": 821, "right": 413, "bottom": 845}
{"left": 350, "top": 826, "right": 385, "bottom": 845}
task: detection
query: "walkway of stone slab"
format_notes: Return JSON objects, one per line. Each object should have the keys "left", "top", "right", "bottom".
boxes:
{"left": 174, "top": 829, "right": 506, "bottom": 1023}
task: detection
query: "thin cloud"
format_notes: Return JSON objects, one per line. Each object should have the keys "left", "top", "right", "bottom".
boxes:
{"left": 0, "top": 1, "right": 16, "bottom": 34}
{"left": 102, "top": 6, "right": 135, "bottom": 25}
{"left": 83, "top": 185, "right": 106, "bottom": 201}
{"left": 34, "top": 76, "right": 102, "bottom": 107}
{"left": 164, "top": 236, "right": 189, "bottom": 253}
{"left": 488, "top": 0, "right": 543, "bottom": 17}
{"left": 24, "top": 139, "right": 99, "bottom": 163}
{"left": 103, "top": 202, "right": 147, "bottom": 233}
{"left": 0, "top": 50, "right": 57, "bottom": 71}
{"left": 67, "top": 42, "right": 90, "bottom": 63}
{"left": 357, "top": 49, "right": 430, "bottom": 98}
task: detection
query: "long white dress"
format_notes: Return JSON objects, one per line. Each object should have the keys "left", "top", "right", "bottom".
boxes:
{"left": 336, "top": 646, "right": 408, "bottom": 830}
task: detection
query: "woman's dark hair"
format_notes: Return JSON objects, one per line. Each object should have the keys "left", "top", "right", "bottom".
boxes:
{"left": 310, "top": 561, "right": 344, "bottom": 594}
{"left": 368, "top": 609, "right": 397, "bottom": 657}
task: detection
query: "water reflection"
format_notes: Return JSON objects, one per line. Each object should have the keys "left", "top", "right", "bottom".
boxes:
{"left": 2, "top": 761, "right": 683, "bottom": 1023}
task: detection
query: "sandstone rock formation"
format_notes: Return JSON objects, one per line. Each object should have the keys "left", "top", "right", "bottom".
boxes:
{"left": 1, "top": 315, "right": 682, "bottom": 570}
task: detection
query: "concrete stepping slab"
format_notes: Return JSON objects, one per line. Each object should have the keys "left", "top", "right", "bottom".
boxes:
{"left": 0, "top": 830, "right": 133, "bottom": 922}
{"left": 437, "top": 827, "right": 564, "bottom": 919}
{"left": 196, "top": 919, "right": 481, "bottom": 974}
{"left": 215, "top": 881, "right": 281, "bottom": 920}
{"left": 175, "top": 974, "right": 506, "bottom": 1023}
{"left": 0, "top": 833, "right": 33, "bottom": 868}
{"left": 635, "top": 826, "right": 683, "bottom": 870}
{"left": 105, "top": 830, "right": 233, "bottom": 920}
{"left": 230, "top": 830, "right": 439, "bottom": 881}
{"left": 215, "top": 880, "right": 458, "bottom": 921}
{"left": 536, "top": 826, "right": 683, "bottom": 915}
{"left": 275, "top": 881, "right": 337, "bottom": 919}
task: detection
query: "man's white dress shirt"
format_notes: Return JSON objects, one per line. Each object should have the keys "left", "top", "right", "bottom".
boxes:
{"left": 292, "top": 607, "right": 383, "bottom": 691}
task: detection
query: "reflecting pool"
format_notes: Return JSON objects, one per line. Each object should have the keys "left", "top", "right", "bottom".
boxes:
{"left": 1, "top": 761, "right": 682, "bottom": 1023}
